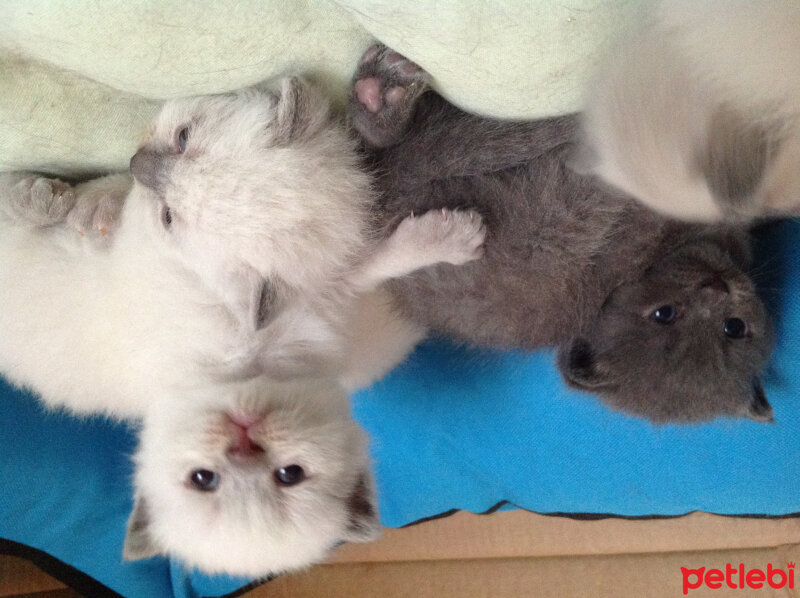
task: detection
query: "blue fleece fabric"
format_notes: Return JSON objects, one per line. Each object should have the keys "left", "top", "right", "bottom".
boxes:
{"left": 1, "top": 222, "right": 798, "bottom": 598}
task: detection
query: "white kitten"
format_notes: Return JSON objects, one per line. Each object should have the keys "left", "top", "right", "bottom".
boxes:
{"left": 126, "top": 377, "right": 379, "bottom": 578}
{"left": 0, "top": 79, "right": 484, "bottom": 576}
{"left": 0, "top": 79, "right": 483, "bottom": 418}
{"left": 578, "top": 0, "right": 800, "bottom": 221}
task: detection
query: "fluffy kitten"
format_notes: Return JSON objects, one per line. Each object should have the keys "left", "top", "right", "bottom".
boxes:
{"left": 0, "top": 79, "right": 484, "bottom": 575}
{"left": 349, "top": 45, "right": 774, "bottom": 423}
{"left": 0, "top": 78, "right": 483, "bottom": 418}
{"left": 577, "top": 0, "right": 800, "bottom": 221}
{"left": 126, "top": 377, "right": 379, "bottom": 578}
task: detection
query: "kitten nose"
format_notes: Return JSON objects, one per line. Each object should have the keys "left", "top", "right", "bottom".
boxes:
{"left": 129, "top": 149, "right": 163, "bottom": 189}
{"left": 698, "top": 274, "right": 730, "bottom": 307}
{"left": 225, "top": 415, "right": 266, "bottom": 460}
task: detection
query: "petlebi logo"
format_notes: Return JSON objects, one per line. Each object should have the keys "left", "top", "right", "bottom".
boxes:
{"left": 681, "top": 562, "right": 795, "bottom": 594}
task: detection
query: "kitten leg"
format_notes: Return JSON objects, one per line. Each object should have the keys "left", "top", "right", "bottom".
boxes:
{"left": 349, "top": 45, "right": 575, "bottom": 179}
{"left": 0, "top": 174, "right": 76, "bottom": 226}
{"left": 340, "top": 288, "right": 427, "bottom": 392}
{"left": 349, "top": 43, "right": 431, "bottom": 148}
{"left": 351, "top": 208, "right": 485, "bottom": 292}
{"left": 0, "top": 173, "right": 130, "bottom": 239}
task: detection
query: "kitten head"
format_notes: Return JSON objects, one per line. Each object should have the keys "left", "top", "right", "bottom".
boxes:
{"left": 558, "top": 241, "right": 774, "bottom": 423}
{"left": 129, "top": 78, "right": 373, "bottom": 326}
{"left": 124, "top": 377, "right": 380, "bottom": 577}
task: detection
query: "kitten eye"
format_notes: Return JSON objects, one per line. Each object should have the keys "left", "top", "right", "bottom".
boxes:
{"left": 161, "top": 205, "right": 173, "bottom": 230}
{"left": 650, "top": 305, "right": 677, "bottom": 324}
{"left": 189, "top": 469, "right": 220, "bottom": 491}
{"left": 724, "top": 317, "right": 747, "bottom": 339}
{"left": 274, "top": 465, "right": 306, "bottom": 486}
{"left": 176, "top": 127, "right": 189, "bottom": 154}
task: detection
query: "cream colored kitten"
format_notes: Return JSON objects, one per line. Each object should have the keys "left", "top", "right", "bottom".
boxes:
{"left": 0, "top": 79, "right": 484, "bottom": 576}
{"left": 0, "top": 79, "right": 483, "bottom": 417}
{"left": 579, "top": 0, "right": 800, "bottom": 221}
{"left": 126, "top": 377, "right": 379, "bottom": 578}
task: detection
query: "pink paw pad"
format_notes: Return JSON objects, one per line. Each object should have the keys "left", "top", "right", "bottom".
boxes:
{"left": 355, "top": 77, "right": 383, "bottom": 113}
{"left": 385, "top": 86, "right": 407, "bottom": 106}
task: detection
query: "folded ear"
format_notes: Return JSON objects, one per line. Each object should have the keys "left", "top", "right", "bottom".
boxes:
{"left": 273, "top": 77, "right": 330, "bottom": 144}
{"left": 557, "top": 338, "right": 613, "bottom": 390}
{"left": 339, "top": 472, "right": 381, "bottom": 543}
{"left": 744, "top": 377, "right": 774, "bottom": 423}
{"left": 122, "top": 495, "right": 161, "bottom": 562}
{"left": 251, "top": 276, "right": 289, "bottom": 331}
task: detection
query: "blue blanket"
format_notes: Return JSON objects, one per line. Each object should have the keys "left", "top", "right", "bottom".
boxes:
{"left": 2, "top": 222, "right": 798, "bottom": 598}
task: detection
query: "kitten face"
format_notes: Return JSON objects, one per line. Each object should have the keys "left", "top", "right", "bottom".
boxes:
{"left": 129, "top": 78, "right": 373, "bottom": 315}
{"left": 559, "top": 242, "right": 774, "bottom": 422}
{"left": 125, "top": 378, "right": 380, "bottom": 577}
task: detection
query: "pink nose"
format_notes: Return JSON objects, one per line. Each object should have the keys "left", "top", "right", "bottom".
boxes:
{"left": 225, "top": 415, "right": 265, "bottom": 459}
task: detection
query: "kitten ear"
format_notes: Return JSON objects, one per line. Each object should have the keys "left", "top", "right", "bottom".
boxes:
{"left": 251, "top": 276, "right": 288, "bottom": 331}
{"left": 339, "top": 472, "right": 381, "bottom": 543}
{"left": 744, "top": 377, "right": 774, "bottom": 423}
{"left": 273, "top": 77, "right": 330, "bottom": 144}
{"left": 122, "top": 495, "right": 161, "bottom": 562}
{"left": 557, "top": 338, "right": 613, "bottom": 390}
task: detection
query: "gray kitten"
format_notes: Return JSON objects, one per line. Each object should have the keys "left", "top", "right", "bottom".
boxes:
{"left": 348, "top": 45, "right": 775, "bottom": 423}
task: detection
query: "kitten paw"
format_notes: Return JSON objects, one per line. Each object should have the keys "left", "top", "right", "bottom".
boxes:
{"left": 11, "top": 176, "right": 76, "bottom": 226}
{"left": 66, "top": 174, "right": 129, "bottom": 238}
{"left": 67, "top": 194, "right": 124, "bottom": 237}
{"left": 395, "top": 209, "right": 486, "bottom": 266}
{"left": 349, "top": 44, "right": 431, "bottom": 148}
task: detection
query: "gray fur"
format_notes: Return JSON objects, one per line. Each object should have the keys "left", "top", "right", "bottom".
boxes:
{"left": 349, "top": 45, "right": 774, "bottom": 423}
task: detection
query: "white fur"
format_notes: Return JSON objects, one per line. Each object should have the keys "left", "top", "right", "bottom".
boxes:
{"left": 132, "top": 377, "right": 378, "bottom": 577}
{"left": 0, "top": 80, "right": 485, "bottom": 575}
{"left": 0, "top": 81, "right": 482, "bottom": 418}
{"left": 580, "top": 0, "right": 800, "bottom": 221}
{"left": 0, "top": 173, "right": 240, "bottom": 417}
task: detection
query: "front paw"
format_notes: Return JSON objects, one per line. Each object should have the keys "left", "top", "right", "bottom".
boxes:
{"left": 10, "top": 176, "right": 76, "bottom": 226}
{"left": 67, "top": 194, "right": 124, "bottom": 237}
{"left": 395, "top": 209, "right": 486, "bottom": 266}
{"left": 349, "top": 44, "right": 431, "bottom": 148}
{"left": 65, "top": 174, "right": 129, "bottom": 238}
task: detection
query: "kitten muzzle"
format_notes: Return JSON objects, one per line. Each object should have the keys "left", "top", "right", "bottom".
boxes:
{"left": 225, "top": 416, "right": 266, "bottom": 459}
{"left": 130, "top": 149, "right": 169, "bottom": 191}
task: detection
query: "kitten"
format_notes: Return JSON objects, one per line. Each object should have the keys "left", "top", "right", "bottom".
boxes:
{"left": 348, "top": 45, "right": 774, "bottom": 423}
{"left": 0, "top": 79, "right": 485, "bottom": 575}
{"left": 577, "top": 0, "right": 800, "bottom": 221}
{"left": 125, "top": 377, "right": 379, "bottom": 578}
{"left": 0, "top": 78, "right": 483, "bottom": 418}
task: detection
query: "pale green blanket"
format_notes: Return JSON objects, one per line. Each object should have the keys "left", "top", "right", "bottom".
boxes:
{"left": 0, "top": 1, "right": 635, "bottom": 176}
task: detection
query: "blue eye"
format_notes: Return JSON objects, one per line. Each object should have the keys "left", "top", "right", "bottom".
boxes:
{"left": 274, "top": 465, "right": 306, "bottom": 486}
{"left": 177, "top": 127, "right": 189, "bottom": 153}
{"left": 650, "top": 305, "right": 677, "bottom": 324}
{"left": 724, "top": 317, "right": 747, "bottom": 339}
{"left": 189, "top": 469, "right": 220, "bottom": 491}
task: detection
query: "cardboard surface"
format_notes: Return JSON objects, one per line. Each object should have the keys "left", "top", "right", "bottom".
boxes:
{"left": 328, "top": 510, "right": 800, "bottom": 563}
{"left": 4, "top": 511, "right": 800, "bottom": 597}
{"left": 267, "top": 547, "right": 800, "bottom": 598}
